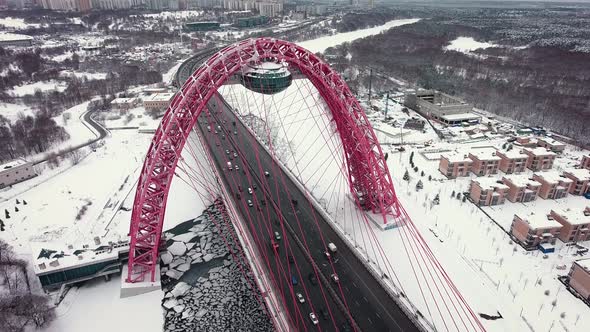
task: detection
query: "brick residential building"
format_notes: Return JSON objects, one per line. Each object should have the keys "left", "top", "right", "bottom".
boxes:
{"left": 563, "top": 168, "right": 590, "bottom": 196}
{"left": 568, "top": 259, "right": 590, "bottom": 302}
{"left": 502, "top": 175, "right": 542, "bottom": 203}
{"left": 581, "top": 154, "right": 590, "bottom": 170}
{"left": 532, "top": 171, "right": 573, "bottom": 200}
{"left": 522, "top": 147, "right": 556, "bottom": 171}
{"left": 515, "top": 136, "right": 538, "bottom": 148}
{"left": 496, "top": 150, "right": 528, "bottom": 174}
{"left": 439, "top": 153, "right": 472, "bottom": 178}
{"left": 510, "top": 213, "right": 562, "bottom": 250}
{"left": 550, "top": 208, "right": 590, "bottom": 243}
{"left": 537, "top": 137, "right": 566, "bottom": 153}
{"left": 468, "top": 150, "right": 500, "bottom": 176}
{"left": 469, "top": 178, "right": 509, "bottom": 206}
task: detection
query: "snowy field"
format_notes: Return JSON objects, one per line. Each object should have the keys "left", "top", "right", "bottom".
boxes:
{"left": 0, "top": 102, "right": 34, "bottom": 122}
{"left": 445, "top": 37, "right": 498, "bottom": 53}
{"left": 8, "top": 80, "right": 68, "bottom": 97}
{"left": 297, "top": 18, "right": 421, "bottom": 53}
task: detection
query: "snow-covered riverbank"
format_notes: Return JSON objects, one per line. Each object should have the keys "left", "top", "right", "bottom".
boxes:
{"left": 297, "top": 18, "right": 421, "bottom": 53}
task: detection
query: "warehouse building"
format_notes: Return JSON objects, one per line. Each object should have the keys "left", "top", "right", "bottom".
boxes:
{"left": 404, "top": 90, "right": 480, "bottom": 125}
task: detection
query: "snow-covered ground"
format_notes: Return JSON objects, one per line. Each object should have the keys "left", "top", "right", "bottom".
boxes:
{"left": 445, "top": 37, "right": 498, "bottom": 53}
{"left": 0, "top": 17, "right": 41, "bottom": 29}
{"left": 0, "top": 101, "right": 34, "bottom": 122}
{"left": 8, "top": 80, "right": 68, "bottom": 97}
{"left": 297, "top": 18, "right": 421, "bottom": 53}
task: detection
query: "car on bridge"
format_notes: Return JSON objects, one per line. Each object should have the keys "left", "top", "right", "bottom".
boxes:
{"left": 247, "top": 199, "right": 253, "bottom": 207}
{"left": 248, "top": 187, "right": 253, "bottom": 194}
{"left": 296, "top": 292, "right": 305, "bottom": 303}
{"left": 291, "top": 275, "right": 298, "bottom": 285}
{"left": 308, "top": 273, "right": 317, "bottom": 285}
{"left": 274, "top": 231, "right": 281, "bottom": 241}
{"left": 264, "top": 171, "right": 270, "bottom": 177}
{"left": 331, "top": 273, "right": 339, "bottom": 283}
{"left": 309, "top": 312, "right": 319, "bottom": 325}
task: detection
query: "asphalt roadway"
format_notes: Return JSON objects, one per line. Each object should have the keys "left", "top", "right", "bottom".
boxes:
{"left": 197, "top": 96, "right": 420, "bottom": 332}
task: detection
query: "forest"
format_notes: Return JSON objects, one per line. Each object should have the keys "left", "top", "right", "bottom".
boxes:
{"left": 328, "top": 6, "right": 590, "bottom": 143}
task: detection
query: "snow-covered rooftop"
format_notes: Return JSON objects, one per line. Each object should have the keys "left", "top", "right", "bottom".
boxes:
{"left": 552, "top": 208, "right": 590, "bottom": 226}
{"left": 442, "top": 152, "right": 472, "bottom": 163}
{"left": 144, "top": 92, "right": 175, "bottom": 102}
{"left": 538, "top": 137, "right": 565, "bottom": 147}
{"left": 469, "top": 149, "right": 501, "bottom": 161}
{"left": 496, "top": 149, "right": 527, "bottom": 159}
{"left": 576, "top": 258, "right": 590, "bottom": 272}
{"left": 515, "top": 212, "right": 562, "bottom": 230}
{"left": 473, "top": 177, "right": 509, "bottom": 191}
{"left": 31, "top": 239, "right": 129, "bottom": 275}
{"left": 563, "top": 168, "right": 590, "bottom": 181}
{"left": 0, "top": 158, "right": 29, "bottom": 170}
{"left": 523, "top": 147, "right": 556, "bottom": 157}
{"left": 533, "top": 171, "right": 573, "bottom": 184}
{"left": 503, "top": 174, "right": 541, "bottom": 188}
{"left": 0, "top": 32, "right": 33, "bottom": 42}
{"left": 440, "top": 112, "right": 480, "bottom": 121}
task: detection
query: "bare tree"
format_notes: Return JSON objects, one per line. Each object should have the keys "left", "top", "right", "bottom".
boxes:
{"left": 67, "top": 148, "right": 84, "bottom": 165}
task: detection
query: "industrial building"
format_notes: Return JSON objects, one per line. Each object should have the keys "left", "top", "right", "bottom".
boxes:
{"left": 143, "top": 92, "right": 175, "bottom": 113}
{"left": 0, "top": 159, "right": 37, "bottom": 189}
{"left": 404, "top": 90, "right": 481, "bottom": 125}
{"left": 32, "top": 239, "right": 129, "bottom": 290}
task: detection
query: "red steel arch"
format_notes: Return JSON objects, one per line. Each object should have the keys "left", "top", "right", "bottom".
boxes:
{"left": 127, "top": 38, "right": 402, "bottom": 282}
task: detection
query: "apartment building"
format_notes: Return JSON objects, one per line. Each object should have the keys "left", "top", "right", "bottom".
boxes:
{"left": 510, "top": 213, "right": 562, "bottom": 250}
{"left": 550, "top": 208, "right": 590, "bottom": 243}
{"left": 502, "top": 175, "right": 542, "bottom": 203}
{"left": 469, "top": 178, "right": 509, "bottom": 206}
{"left": 532, "top": 171, "right": 573, "bottom": 200}
{"left": 537, "top": 137, "right": 566, "bottom": 153}
{"left": 563, "top": 168, "right": 590, "bottom": 196}
{"left": 439, "top": 153, "right": 472, "bottom": 178}
{"left": 468, "top": 150, "right": 500, "bottom": 176}
{"left": 568, "top": 259, "right": 590, "bottom": 301}
{"left": 496, "top": 150, "right": 528, "bottom": 174}
{"left": 581, "top": 154, "right": 590, "bottom": 170}
{"left": 522, "top": 147, "right": 556, "bottom": 171}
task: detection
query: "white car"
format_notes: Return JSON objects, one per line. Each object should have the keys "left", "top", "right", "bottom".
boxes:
{"left": 296, "top": 293, "right": 305, "bottom": 303}
{"left": 309, "top": 312, "right": 318, "bottom": 325}
{"left": 331, "top": 273, "right": 339, "bottom": 283}
{"left": 324, "top": 251, "right": 331, "bottom": 259}
{"left": 248, "top": 187, "right": 253, "bottom": 194}
{"left": 264, "top": 171, "right": 270, "bottom": 177}
{"left": 247, "top": 200, "right": 253, "bottom": 207}
{"left": 233, "top": 152, "right": 238, "bottom": 158}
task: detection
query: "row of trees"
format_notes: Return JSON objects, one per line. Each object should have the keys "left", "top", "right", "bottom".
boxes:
{"left": 0, "top": 112, "right": 69, "bottom": 162}
{"left": 0, "top": 239, "right": 55, "bottom": 331}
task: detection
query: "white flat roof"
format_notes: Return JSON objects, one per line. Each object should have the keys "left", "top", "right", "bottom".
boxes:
{"left": 469, "top": 149, "right": 501, "bottom": 161}
{"left": 0, "top": 33, "right": 33, "bottom": 42}
{"left": 576, "top": 258, "right": 590, "bottom": 271}
{"left": 442, "top": 152, "right": 472, "bottom": 163}
{"left": 503, "top": 174, "right": 541, "bottom": 188}
{"left": 473, "top": 177, "right": 509, "bottom": 191}
{"left": 538, "top": 137, "right": 565, "bottom": 146}
{"left": 523, "top": 147, "right": 556, "bottom": 157}
{"left": 534, "top": 171, "right": 573, "bottom": 184}
{"left": 552, "top": 208, "right": 590, "bottom": 226}
{"left": 564, "top": 168, "right": 590, "bottom": 181}
{"left": 496, "top": 149, "right": 527, "bottom": 159}
{"left": 1, "top": 158, "right": 29, "bottom": 170}
{"left": 440, "top": 113, "right": 481, "bottom": 121}
{"left": 516, "top": 213, "right": 562, "bottom": 230}
{"left": 111, "top": 97, "right": 136, "bottom": 104}
{"left": 144, "top": 92, "right": 175, "bottom": 102}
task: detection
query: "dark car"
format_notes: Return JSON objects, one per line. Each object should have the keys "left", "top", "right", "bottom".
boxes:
{"left": 319, "top": 308, "right": 329, "bottom": 321}
{"left": 288, "top": 255, "right": 295, "bottom": 264}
